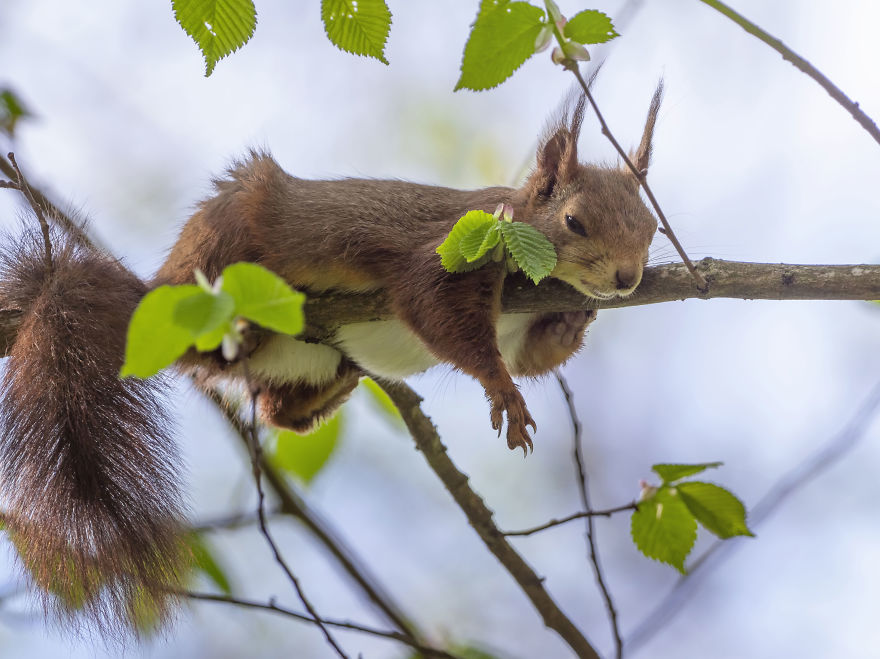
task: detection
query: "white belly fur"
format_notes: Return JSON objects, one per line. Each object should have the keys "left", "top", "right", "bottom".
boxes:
{"left": 248, "top": 313, "right": 539, "bottom": 385}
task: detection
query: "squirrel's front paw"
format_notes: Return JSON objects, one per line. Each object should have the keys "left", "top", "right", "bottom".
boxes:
{"left": 544, "top": 310, "right": 596, "bottom": 349}
{"left": 489, "top": 388, "right": 537, "bottom": 456}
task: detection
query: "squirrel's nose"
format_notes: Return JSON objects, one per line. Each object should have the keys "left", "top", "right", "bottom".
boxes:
{"left": 615, "top": 267, "right": 639, "bottom": 290}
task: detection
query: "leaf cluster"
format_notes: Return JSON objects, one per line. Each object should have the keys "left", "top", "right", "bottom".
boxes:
{"left": 631, "top": 462, "right": 754, "bottom": 573}
{"left": 121, "top": 262, "right": 305, "bottom": 378}
{"left": 436, "top": 208, "right": 557, "bottom": 284}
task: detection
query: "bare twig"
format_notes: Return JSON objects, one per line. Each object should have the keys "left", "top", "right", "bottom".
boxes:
{"left": 240, "top": 363, "right": 349, "bottom": 659}
{"left": 181, "top": 590, "right": 461, "bottom": 659}
{"left": 565, "top": 67, "right": 705, "bottom": 291}
{"left": 556, "top": 371, "right": 622, "bottom": 659}
{"left": 198, "top": 383, "right": 422, "bottom": 642}
{"left": 378, "top": 379, "right": 601, "bottom": 659}
{"left": 0, "top": 152, "right": 102, "bottom": 253}
{"left": 504, "top": 503, "right": 638, "bottom": 538}
{"left": 625, "top": 379, "right": 880, "bottom": 653}
{"left": 3, "top": 152, "right": 53, "bottom": 274}
{"left": 697, "top": 0, "right": 880, "bottom": 146}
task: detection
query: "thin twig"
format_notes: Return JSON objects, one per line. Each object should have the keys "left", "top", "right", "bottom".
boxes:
{"left": 3, "top": 153, "right": 53, "bottom": 275}
{"left": 378, "top": 379, "right": 601, "bottom": 659}
{"left": 504, "top": 503, "right": 638, "bottom": 538}
{"left": 697, "top": 0, "right": 880, "bottom": 146}
{"left": 565, "top": 67, "right": 706, "bottom": 291}
{"left": 180, "top": 590, "right": 461, "bottom": 659}
{"left": 240, "top": 363, "right": 349, "bottom": 659}
{"left": 556, "top": 371, "right": 622, "bottom": 659}
{"left": 198, "top": 383, "right": 422, "bottom": 642}
{"left": 0, "top": 152, "right": 101, "bottom": 253}
{"left": 625, "top": 379, "right": 880, "bottom": 653}
{"left": 193, "top": 507, "right": 281, "bottom": 533}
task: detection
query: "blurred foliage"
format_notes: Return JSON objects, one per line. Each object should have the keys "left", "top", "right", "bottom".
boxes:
{"left": 270, "top": 413, "right": 343, "bottom": 485}
{"left": 0, "top": 88, "right": 32, "bottom": 138}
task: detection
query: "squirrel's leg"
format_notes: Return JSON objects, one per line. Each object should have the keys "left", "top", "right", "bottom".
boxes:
{"left": 509, "top": 310, "right": 596, "bottom": 377}
{"left": 259, "top": 359, "right": 362, "bottom": 433}
{"left": 389, "top": 263, "right": 536, "bottom": 454}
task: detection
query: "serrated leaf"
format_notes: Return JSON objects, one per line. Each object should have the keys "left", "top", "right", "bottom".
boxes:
{"left": 361, "top": 377, "right": 403, "bottom": 426}
{"left": 437, "top": 210, "right": 499, "bottom": 273}
{"left": 271, "top": 413, "right": 342, "bottom": 485}
{"left": 220, "top": 262, "right": 305, "bottom": 336}
{"left": 172, "top": 0, "right": 257, "bottom": 76}
{"left": 631, "top": 486, "right": 697, "bottom": 573}
{"left": 563, "top": 10, "right": 619, "bottom": 45}
{"left": 455, "top": 2, "right": 546, "bottom": 91}
{"left": 499, "top": 221, "right": 557, "bottom": 283}
{"left": 460, "top": 221, "right": 501, "bottom": 263}
{"left": 173, "top": 289, "right": 235, "bottom": 337}
{"left": 187, "top": 533, "right": 233, "bottom": 595}
{"left": 321, "top": 0, "right": 392, "bottom": 64}
{"left": 121, "top": 285, "right": 202, "bottom": 378}
{"left": 652, "top": 462, "right": 723, "bottom": 484}
{"left": 677, "top": 481, "right": 755, "bottom": 539}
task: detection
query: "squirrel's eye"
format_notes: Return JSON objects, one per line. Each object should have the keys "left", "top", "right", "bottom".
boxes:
{"left": 565, "top": 214, "right": 587, "bottom": 237}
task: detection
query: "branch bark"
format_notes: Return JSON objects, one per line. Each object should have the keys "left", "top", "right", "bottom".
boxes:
{"left": 1, "top": 259, "right": 875, "bottom": 354}
{"left": 379, "top": 380, "right": 601, "bottom": 659}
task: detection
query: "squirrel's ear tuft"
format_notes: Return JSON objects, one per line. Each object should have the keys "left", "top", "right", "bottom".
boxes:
{"left": 534, "top": 91, "right": 586, "bottom": 196}
{"left": 631, "top": 79, "right": 664, "bottom": 176}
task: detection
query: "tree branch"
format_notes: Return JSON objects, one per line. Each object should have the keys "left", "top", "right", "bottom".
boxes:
{"left": 555, "top": 371, "right": 622, "bottom": 659}
{"left": 378, "top": 379, "right": 601, "bottom": 659}
{"left": 197, "top": 384, "right": 424, "bottom": 644}
{"left": 696, "top": 0, "right": 880, "bottom": 147}
{"left": 181, "top": 590, "right": 462, "bottom": 659}
{"left": 503, "top": 503, "right": 638, "bottom": 538}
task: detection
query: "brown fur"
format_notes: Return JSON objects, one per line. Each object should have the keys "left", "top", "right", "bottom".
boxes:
{"left": 156, "top": 85, "right": 662, "bottom": 453}
{"left": 0, "top": 230, "right": 187, "bottom": 636}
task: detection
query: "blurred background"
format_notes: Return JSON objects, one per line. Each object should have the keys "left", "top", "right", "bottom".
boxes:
{"left": 1, "top": 0, "right": 879, "bottom": 657}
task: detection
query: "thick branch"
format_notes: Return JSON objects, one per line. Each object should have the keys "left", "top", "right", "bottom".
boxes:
{"left": 379, "top": 380, "right": 601, "bottom": 659}
{"left": 0, "top": 259, "right": 876, "bottom": 353}
{"left": 302, "top": 259, "right": 880, "bottom": 333}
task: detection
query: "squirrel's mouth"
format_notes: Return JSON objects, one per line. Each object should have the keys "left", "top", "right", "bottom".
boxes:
{"left": 580, "top": 286, "right": 618, "bottom": 300}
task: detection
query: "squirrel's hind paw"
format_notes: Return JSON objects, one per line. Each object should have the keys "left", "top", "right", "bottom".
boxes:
{"left": 488, "top": 389, "right": 536, "bottom": 455}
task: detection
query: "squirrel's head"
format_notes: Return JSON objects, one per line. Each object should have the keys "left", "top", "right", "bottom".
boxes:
{"left": 521, "top": 83, "right": 662, "bottom": 299}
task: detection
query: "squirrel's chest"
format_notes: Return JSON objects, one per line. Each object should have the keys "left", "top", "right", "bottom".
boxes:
{"left": 247, "top": 314, "right": 537, "bottom": 384}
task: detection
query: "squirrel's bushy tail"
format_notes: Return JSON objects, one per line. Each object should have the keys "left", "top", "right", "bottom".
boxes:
{"left": 0, "top": 229, "right": 187, "bottom": 635}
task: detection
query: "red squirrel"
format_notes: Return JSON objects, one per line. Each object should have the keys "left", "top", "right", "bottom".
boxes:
{"left": 0, "top": 86, "right": 660, "bottom": 632}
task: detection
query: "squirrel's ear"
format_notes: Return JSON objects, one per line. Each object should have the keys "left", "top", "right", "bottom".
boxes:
{"left": 631, "top": 79, "right": 664, "bottom": 176}
{"left": 534, "top": 92, "right": 586, "bottom": 196}
{"left": 535, "top": 129, "right": 574, "bottom": 196}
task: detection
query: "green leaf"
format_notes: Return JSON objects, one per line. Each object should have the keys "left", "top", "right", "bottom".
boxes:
{"left": 677, "top": 481, "right": 755, "bottom": 539}
{"left": 194, "top": 321, "right": 232, "bottom": 352}
{"left": 271, "top": 413, "right": 342, "bottom": 485}
{"left": 498, "top": 221, "right": 557, "bottom": 283}
{"left": 172, "top": 0, "right": 257, "bottom": 76}
{"left": 631, "top": 486, "right": 697, "bottom": 573}
{"left": 361, "top": 377, "right": 403, "bottom": 426}
{"left": 563, "top": 10, "right": 619, "bottom": 45}
{"left": 173, "top": 289, "right": 235, "bottom": 337}
{"left": 652, "top": 462, "right": 723, "bottom": 484}
{"left": 321, "top": 0, "right": 392, "bottom": 64}
{"left": 436, "top": 210, "right": 499, "bottom": 273}
{"left": 0, "top": 89, "right": 33, "bottom": 138}
{"left": 187, "top": 533, "right": 233, "bottom": 595}
{"left": 220, "top": 262, "right": 306, "bottom": 336}
{"left": 121, "top": 285, "right": 202, "bottom": 378}
{"left": 460, "top": 221, "right": 502, "bottom": 263}
{"left": 456, "top": 1, "right": 546, "bottom": 91}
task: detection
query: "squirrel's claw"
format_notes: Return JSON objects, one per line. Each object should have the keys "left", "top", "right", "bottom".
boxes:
{"left": 489, "top": 388, "right": 536, "bottom": 455}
